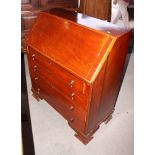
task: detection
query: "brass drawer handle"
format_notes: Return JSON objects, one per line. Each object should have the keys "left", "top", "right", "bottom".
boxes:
{"left": 70, "top": 118, "right": 74, "bottom": 123}
{"left": 34, "top": 77, "right": 38, "bottom": 81}
{"left": 33, "top": 65, "right": 38, "bottom": 72}
{"left": 70, "top": 80, "right": 75, "bottom": 85}
{"left": 37, "top": 88, "right": 40, "bottom": 94}
{"left": 34, "top": 65, "right": 37, "bottom": 69}
{"left": 70, "top": 80, "right": 75, "bottom": 88}
{"left": 70, "top": 92, "right": 75, "bottom": 97}
{"left": 70, "top": 92, "right": 75, "bottom": 100}
{"left": 69, "top": 106, "right": 74, "bottom": 111}
{"left": 32, "top": 54, "right": 35, "bottom": 61}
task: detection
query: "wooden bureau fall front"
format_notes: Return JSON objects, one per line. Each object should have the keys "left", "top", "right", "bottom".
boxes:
{"left": 25, "top": 9, "right": 131, "bottom": 144}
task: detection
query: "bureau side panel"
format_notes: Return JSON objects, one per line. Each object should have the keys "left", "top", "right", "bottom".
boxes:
{"left": 85, "top": 32, "right": 131, "bottom": 133}
{"left": 97, "top": 32, "right": 131, "bottom": 123}
{"left": 85, "top": 61, "right": 108, "bottom": 133}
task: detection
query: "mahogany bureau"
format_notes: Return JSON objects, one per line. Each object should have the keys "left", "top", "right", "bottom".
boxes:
{"left": 25, "top": 8, "right": 131, "bottom": 144}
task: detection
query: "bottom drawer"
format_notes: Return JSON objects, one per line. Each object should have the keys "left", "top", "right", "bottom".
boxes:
{"left": 32, "top": 78, "right": 86, "bottom": 132}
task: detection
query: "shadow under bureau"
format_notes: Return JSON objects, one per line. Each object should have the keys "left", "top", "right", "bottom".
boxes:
{"left": 25, "top": 8, "right": 131, "bottom": 144}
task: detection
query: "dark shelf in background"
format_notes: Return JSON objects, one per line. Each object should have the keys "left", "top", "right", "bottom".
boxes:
{"left": 21, "top": 53, "right": 35, "bottom": 155}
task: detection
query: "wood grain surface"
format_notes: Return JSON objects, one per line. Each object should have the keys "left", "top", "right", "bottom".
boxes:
{"left": 26, "top": 9, "right": 131, "bottom": 144}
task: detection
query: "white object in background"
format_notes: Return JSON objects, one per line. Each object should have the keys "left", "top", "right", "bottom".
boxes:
{"left": 111, "top": 0, "right": 130, "bottom": 29}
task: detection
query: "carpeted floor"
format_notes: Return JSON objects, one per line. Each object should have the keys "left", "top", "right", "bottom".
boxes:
{"left": 24, "top": 51, "right": 134, "bottom": 155}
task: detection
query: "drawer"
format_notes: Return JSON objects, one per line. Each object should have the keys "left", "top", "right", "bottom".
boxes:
{"left": 32, "top": 76, "right": 86, "bottom": 132}
{"left": 27, "top": 46, "right": 91, "bottom": 111}
{"left": 31, "top": 69, "right": 88, "bottom": 112}
{"left": 30, "top": 62, "right": 88, "bottom": 111}
{"left": 28, "top": 46, "right": 90, "bottom": 95}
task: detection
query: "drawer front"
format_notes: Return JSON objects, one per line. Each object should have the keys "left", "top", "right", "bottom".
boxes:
{"left": 30, "top": 62, "right": 88, "bottom": 111}
{"left": 32, "top": 76, "right": 86, "bottom": 132}
{"left": 27, "top": 46, "right": 91, "bottom": 111}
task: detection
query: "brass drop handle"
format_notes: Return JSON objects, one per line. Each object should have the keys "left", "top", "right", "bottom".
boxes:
{"left": 34, "top": 65, "right": 37, "bottom": 68}
{"left": 32, "top": 54, "right": 35, "bottom": 61}
{"left": 34, "top": 77, "right": 38, "bottom": 81}
{"left": 33, "top": 65, "right": 38, "bottom": 72}
{"left": 70, "top": 92, "right": 75, "bottom": 100}
{"left": 70, "top": 118, "right": 74, "bottom": 123}
{"left": 70, "top": 92, "right": 75, "bottom": 97}
{"left": 70, "top": 80, "right": 75, "bottom": 85}
{"left": 37, "top": 88, "right": 40, "bottom": 94}
{"left": 69, "top": 106, "right": 74, "bottom": 111}
{"left": 70, "top": 80, "right": 75, "bottom": 88}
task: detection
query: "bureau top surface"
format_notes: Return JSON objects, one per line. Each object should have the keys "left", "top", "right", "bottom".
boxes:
{"left": 27, "top": 9, "right": 130, "bottom": 82}
{"left": 45, "top": 8, "right": 129, "bottom": 37}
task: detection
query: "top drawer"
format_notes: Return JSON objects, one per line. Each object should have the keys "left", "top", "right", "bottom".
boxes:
{"left": 27, "top": 46, "right": 91, "bottom": 110}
